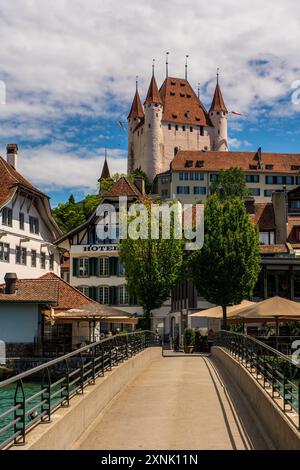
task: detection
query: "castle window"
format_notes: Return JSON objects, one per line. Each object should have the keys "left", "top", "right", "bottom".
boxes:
{"left": 217, "top": 111, "right": 220, "bottom": 115}
{"left": 190, "top": 127, "right": 193, "bottom": 132}
{"left": 180, "top": 83, "right": 186, "bottom": 87}
{"left": 195, "top": 117, "right": 200, "bottom": 122}
{"left": 187, "top": 94, "right": 191, "bottom": 98}
{"left": 168, "top": 124, "right": 171, "bottom": 130}
{"left": 172, "top": 113, "right": 178, "bottom": 118}
{"left": 171, "top": 81, "right": 176, "bottom": 85}
{"left": 141, "top": 128, "right": 143, "bottom": 134}
{"left": 180, "top": 93, "right": 185, "bottom": 97}
{"left": 174, "top": 147, "right": 179, "bottom": 156}
{"left": 200, "top": 126, "right": 204, "bottom": 136}
{"left": 218, "top": 130, "right": 220, "bottom": 135}
{"left": 137, "top": 131, "right": 139, "bottom": 136}
{"left": 182, "top": 126, "right": 186, "bottom": 131}
{"left": 148, "top": 124, "right": 151, "bottom": 129}
{"left": 175, "top": 125, "right": 178, "bottom": 131}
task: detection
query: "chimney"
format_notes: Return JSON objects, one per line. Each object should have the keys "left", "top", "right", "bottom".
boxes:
{"left": 244, "top": 197, "right": 255, "bottom": 215}
{"left": 272, "top": 190, "right": 288, "bottom": 244}
{"left": 134, "top": 176, "right": 145, "bottom": 195}
{"left": 6, "top": 144, "right": 18, "bottom": 171}
{"left": 4, "top": 273, "right": 18, "bottom": 295}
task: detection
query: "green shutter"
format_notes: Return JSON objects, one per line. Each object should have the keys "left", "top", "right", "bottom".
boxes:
{"left": 72, "top": 258, "right": 79, "bottom": 277}
{"left": 88, "top": 286, "right": 97, "bottom": 301}
{"left": 109, "top": 286, "right": 118, "bottom": 305}
{"left": 89, "top": 258, "right": 98, "bottom": 276}
{"left": 109, "top": 257, "right": 118, "bottom": 276}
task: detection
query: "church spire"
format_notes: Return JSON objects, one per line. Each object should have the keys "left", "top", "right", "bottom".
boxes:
{"left": 144, "top": 62, "right": 163, "bottom": 105}
{"left": 99, "top": 150, "right": 110, "bottom": 181}
{"left": 209, "top": 70, "right": 228, "bottom": 113}
{"left": 127, "top": 77, "right": 144, "bottom": 120}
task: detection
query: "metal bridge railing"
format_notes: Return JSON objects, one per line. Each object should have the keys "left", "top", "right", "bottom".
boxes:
{"left": 0, "top": 331, "right": 159, "bottom": 450}
{"left": 215, "top": 330, "right": 300, "bottom": 431}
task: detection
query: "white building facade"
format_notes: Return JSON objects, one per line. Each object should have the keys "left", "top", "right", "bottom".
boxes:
{"left": 0, "top": 144, "right": 62, "bottom": 283}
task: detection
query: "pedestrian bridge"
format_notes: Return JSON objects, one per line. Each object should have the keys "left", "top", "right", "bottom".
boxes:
{"left": 0, "top": 331, "right": 299, "bottom": 450}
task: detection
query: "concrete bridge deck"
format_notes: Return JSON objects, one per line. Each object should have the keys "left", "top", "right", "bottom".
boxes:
{"left": 74, "top": 354, "right": 272, "bottom": 450}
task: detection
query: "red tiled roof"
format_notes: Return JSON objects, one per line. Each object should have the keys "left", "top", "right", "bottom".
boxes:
{"left": 39, "top": 273, "right": 94, "bottom": 309}
{"left": 250, "top": 203, "right": 275, "bottom": 230}
{"left": 0, "top": 156, "right": 47, "bottom": 209}
{"left": 170, "top": 150, "right": 300, "bottom": 173}
{"left": 128, "top": 89, "right": 144, "bottom": 119}
{"left": 145, "top": 74, "right": 163, "bottom": 105}
{"left": 103, "top": 176, "right": 142, "bottom": 198}
{"left": 259, "top": 244, "right": 289, "bottom": 254}
{"left": 0, "top": 279, "right": 58, "bottom": 303}
{"left": 287, "top": 215, "right": 300, "bottom": 241}
{"left": 0, "top": 273, "right": 94, "bottom": 308}
{"left": 209, "top": 82, "right": 228, "bottom": 113}
{"left": 159, "top": 77, "right": 212, "bottom": 127}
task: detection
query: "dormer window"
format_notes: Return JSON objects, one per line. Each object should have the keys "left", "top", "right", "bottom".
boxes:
{"left": 172, "top": 113, "right": 178, "bottom": 118}
{"left": 180, "top": 93, "right": 185, "bottom": 97}
{"left": 180, "top": 83, "right": 186, "bottom": 87}
{"left": 266, "top": 164, "right": 274, "bottom": 170}
{"left": 171, "top": 81, "right": 176, "bottom": 85}
{"left": 170, "top": 92, "right": 175, "bottom": 96}
{"left": 186, "top": 94, "right": 191, "bottom": 98}
{"left": 196, "top": 160, "right": 204, "bottom": 168}
{"left": 249, "top": 164, "right": 258, "bottom": 170}
{"left": 185, "top": 160, "right": 193, "bottom": 168}
{"left": 195, "top": 117, "right": 200, "bottom": 122}
{"left": 291, "top": 165, "right": 300, "bottom": 171}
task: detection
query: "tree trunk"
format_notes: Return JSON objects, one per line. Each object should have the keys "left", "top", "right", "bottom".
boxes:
{"left": 222, "top": 305, "right": 227, "bottom": 330}
{"left": 144, "top": 310, "right": 152, "bottom": 331}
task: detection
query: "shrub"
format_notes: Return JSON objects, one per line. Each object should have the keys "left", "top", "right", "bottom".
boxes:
{"left": 184, "top": 328, "right": 195, "bottom": 347}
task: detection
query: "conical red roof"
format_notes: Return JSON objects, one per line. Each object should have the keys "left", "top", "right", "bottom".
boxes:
{"left": 100, "top": 157, "right": 110, "bottom": 180}
{"left": 127, "top": 90, "right": 144, "bottom": 119}
{"left": 145, "top": 74, "right": 163, "bottom": 105}
{"left": 209, "top": 82, "right": 228, "bottom": 113}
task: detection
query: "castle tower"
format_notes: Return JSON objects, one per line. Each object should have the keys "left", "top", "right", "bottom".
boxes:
{"left": 209, "top": 74, "right": 228, "bottom": 151}
{"left": 127, "top": 80, "right": 144, "bottom": 173}
{"left": 143, "top": 72, "right": 164, "bottom": 181}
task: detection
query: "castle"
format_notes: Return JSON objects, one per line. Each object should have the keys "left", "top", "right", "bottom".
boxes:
{"left": 127, "top": 71, "right": 228, "bottom": 181}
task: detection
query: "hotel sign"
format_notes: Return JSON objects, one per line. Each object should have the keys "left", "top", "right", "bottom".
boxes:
{"left": 71, "top": 245, "right": 118, "bottom": 253}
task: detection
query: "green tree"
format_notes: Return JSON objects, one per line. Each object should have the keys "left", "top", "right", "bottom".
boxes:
{"left": 119, "top": 197, "right": 184, "bottom": 330}
{"left": 52, "top": 195, "right": 86, "bottom": 233}
{"left": 129, "top": 167, "right": 152, "bottom": 193}
{"left": 190, "top": 194, "right": 260, "bottom": 328}
{"left": 210, "top": 167, "right": 250, "bottom": 201}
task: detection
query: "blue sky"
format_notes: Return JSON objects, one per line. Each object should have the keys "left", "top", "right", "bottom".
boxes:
{"left": 0, "top": 0, "right": 300, "bottom": 207}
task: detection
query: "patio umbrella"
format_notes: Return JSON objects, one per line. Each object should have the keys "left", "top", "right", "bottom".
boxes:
{"left": 190, "top": 300, "right": 255, "bottom": 319}
{"left": 233, "top": 296, "right": 300, "bottom": 335}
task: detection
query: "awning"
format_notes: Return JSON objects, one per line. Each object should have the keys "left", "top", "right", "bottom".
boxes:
{"left": 190, "top": 300, "right": 255, "bottom": 319}
{"left": 43, "top": 303, "right": 137, "bottom": 324}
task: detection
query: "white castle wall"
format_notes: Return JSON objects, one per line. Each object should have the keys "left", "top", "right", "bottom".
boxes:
{"left": 210, "top": 110, "right": 228, "bottom": 151}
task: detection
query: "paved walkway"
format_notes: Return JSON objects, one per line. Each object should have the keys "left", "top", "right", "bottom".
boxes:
{"left": 74, "top": 355, "right": 272, "bottom": 450}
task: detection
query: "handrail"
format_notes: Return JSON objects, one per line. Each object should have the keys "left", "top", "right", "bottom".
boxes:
{"left": 221, "top": 330, "right": 300, "bottom": 367}
{"left": 0, "top": 331, "right": 159, "bottom": 449}
{"left": 216, "top": 330, "right": 300, "bottom": 431}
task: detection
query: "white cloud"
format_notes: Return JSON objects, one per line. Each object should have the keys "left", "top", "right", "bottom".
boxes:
{"left": 0, "top": 0, "right": 300, "bottom": 194}
{"left": 228, "top": 138, "right": 252, "bottom": 149}
{"left": 7, "top": 143, "right": 127, "bottom": 192}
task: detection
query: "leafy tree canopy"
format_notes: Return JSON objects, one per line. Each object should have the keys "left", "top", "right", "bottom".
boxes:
{"left": 119, "top": 196, "right": 184, "bottom": 328}
{"left": 210, "top": 167, "right": 250, "bottom": 201}
{"left": 190, "top": 194, "right": 260, "bottom": 327}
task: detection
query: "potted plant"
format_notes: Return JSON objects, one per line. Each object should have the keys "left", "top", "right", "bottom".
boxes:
{"left": 184, "top": 328, "right": 195, "bottom": 354}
